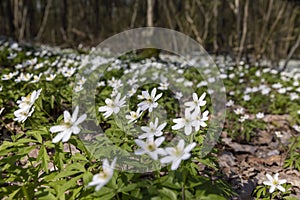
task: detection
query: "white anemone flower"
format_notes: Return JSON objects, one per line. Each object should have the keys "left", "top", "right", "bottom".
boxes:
{"left": 293, "top": 125, "right": 300, "bottom": 132}
{"left": 256, "top": 112, "right": 265, "bottom": 119}
{"left": 134, "top": 137, "right": 166, "bottom": 160}
{"left": 20, "top": 73, "right": 33, "bottom": 82}
{"left": 193, "top": 110, "right": 209, "bottom": 131}
{"left": 13, "top": 106, "right": 35, "bottom": 123}
{"left": 172, "top": 109, "right": 198, "bottom": 135}
{"left": 97, "top": 81, "right": 106, "bottom": 87}
{"left": 88, "top": 158, "right": 117, "bottom": 191}
{"left": 127, "top": 87, "right": 137, "bottom": 97}
{"left": 108, "top": 77, "right": 123, "bottom": 89}
{"left": 62, "top": 67, "right": 76, "bottom": 77}
{"left": 50, "top": 106, "right": 87, "bottom": 143}
{"left": 239, "top": 114, "right": 249, "bottom": 122}
{"left": 272, "top": 83, "right": 282, "bottom": 89}
{"left": 226, "top": 100, "right": 234, "bottom": 107}
{"left": 14, "top": 89, "right": 42, "bottom": 123}
{"left": 290, "top": 93, "right": 299, "bottom": 101}
{"left": 175, "top": 92, "right": 183, "bottom": 100}
{"left": 45, "top": 74, "right": 56, "bottom": 81}
{"left": 125, "top": 107, "right": 142, "bottom": 123}
{"left": 263, "top": 173, "right": 287, "bottom": 193}
{"left": 78, "top": 77, "right": 87, "bottom": 85}
{"left": 16, "top": 89, "right": 42, "bottom": 109}
{"left": 243, "top": 94, "right": 251, "bottom": 101}
{"left": 30, "top": 74, "right": 42, "bottom": 83}
{"left": 234, "top": 108, "right": 244, "bottom": 115}
{"left": 98, "top": 93, "right": 126, "bottom": 118}
{"left": 139, "top": 118, "right": 167, "bottom": 139}
{"left": 158, "top": 81, "right": 169, "bottom": 90}
{"left": 160, "top": 139, "right": 196, "bottom": 170}
{"left": 184, "top": 92, "right": 206, "bottom": 112}
{"left": 274, "top": 131, "right": 283, "bottom": 138}
{"left": 137, "top": 88, "right": 162, "bottom": 112}
{"left": 74, "top": 84, "right": 84, "bottom": 92}
{"left": 2, "top": 72, "right": 17, "bottom": 80}
{"left": 261, "top": 87, "right": 271, "bottom": 95}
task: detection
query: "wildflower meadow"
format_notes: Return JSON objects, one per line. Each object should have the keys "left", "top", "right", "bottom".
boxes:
{"left": 0, "top": 33, "right": 299, "bottom": 200}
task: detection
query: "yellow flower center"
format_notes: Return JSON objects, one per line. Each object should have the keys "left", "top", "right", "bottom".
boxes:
{"left": 147, "top": 143, "right": 156, "bottom": 151}
{"left": 174, "top": 148, "right": 182, "bottom": 157}
{"left": 146, "top": 98, "right": 153, "bottom": 103}
{"left": 64, "top": 122, "right": 72, "bottom": 128}
{"left": 97, "top": 171, "right": 109, "bottom": 179}
{"left": 272, "top": 180, "right": 278, "bottom": 185}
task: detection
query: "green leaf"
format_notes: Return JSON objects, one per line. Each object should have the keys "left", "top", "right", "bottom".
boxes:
{"left": 38, "top": 145, "right": 50, "bottom": 173}
{"left": 158, "top": 187, "right": 178, "bottom": 200}
{"left": 57, "top": 174, "right": 84, "bottom": 198}
{"left": 92, "top": 187, "right": 115, "bottom": 199}
{"left": 121, "top": 183, "right": 138, "bottom": 193}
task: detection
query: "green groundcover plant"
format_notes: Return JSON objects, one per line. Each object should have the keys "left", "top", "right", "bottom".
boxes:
{"left": 0, "top": 41, "right": 233, "bottom": 199}
{"left": 0, "top": 40, "right": 299, "bottom": 199}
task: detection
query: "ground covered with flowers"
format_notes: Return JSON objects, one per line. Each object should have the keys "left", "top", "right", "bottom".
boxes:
{"left": 0, "top": 40, "right": 299, "bottom": 199}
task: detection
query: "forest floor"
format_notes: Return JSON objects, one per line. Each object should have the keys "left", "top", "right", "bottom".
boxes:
{"left": 0, "top": 41, "right": 299, "bottom": 199}
{"left": 217, "top": 114, "right": 300, "bottom": 199}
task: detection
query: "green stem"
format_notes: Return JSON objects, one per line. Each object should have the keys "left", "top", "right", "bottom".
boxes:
{"left": 270, "top": 192, "right": 273, "bottom": 200}
{"left": 0, "top": 119, "right": 16, "bottom": 141}
{"left": 34, "top": 102, "right": 53, "bottom": 121}
{"left": 26, "top": 155, "right": 34, "bottom": 167}
{"left": 182, "top": 169, "right": 187, "bottom": 200}
{"left": 149, "top": 110, "right": 154, "bottom": 122}
{"left": 116, "top": 193, "right": 121, "bottom": 200}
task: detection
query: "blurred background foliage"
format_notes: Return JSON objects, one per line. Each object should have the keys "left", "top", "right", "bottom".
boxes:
{"left": 0, "top": 0, "right": 299, "bottom": 66}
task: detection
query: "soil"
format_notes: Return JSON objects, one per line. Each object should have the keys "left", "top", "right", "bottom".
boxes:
{"left": 218, "top": 114, "right": 300, "bottom": 199}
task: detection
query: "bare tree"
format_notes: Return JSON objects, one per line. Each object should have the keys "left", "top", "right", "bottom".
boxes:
{"left": 281, "top": 35, "right": 300, "bottom": 71}
{"left": 0, "top": 0, "right": 299, "bottom": 65}
{"left": 36, "top": 0, "right": 52, "bottom": 40}
{"left": 236, "top": 0, "right": 249, "bottom": 64}
{"left": 147, "top": 0, "right": 154, "bottom": 27}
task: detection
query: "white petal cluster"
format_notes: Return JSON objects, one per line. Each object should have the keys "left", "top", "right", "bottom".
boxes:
{"left": 88, "top": 158, "right": 117, "bottom": 191}
{"left": 134, "top": 137, "right": 166, "bottom": 160}
{"left": 184, "top": 92, "right": 206, "bottom": 113}
{"left": 125, "top": 107, "right": 142, "bottom": 123}
{"left": 50, "top": 106, "right": 87, "bottom": 143}
{"left": 172, "top": 92, "right": 209, "bottom": 135}
{"left": 98, "top": 93, "right": 126, "bottom": 118}
{"left": 160, "top": 140, "right": 196, "bottom": 170}
{"left": 137, "top": 88, "right": 162, "bottom": 112}
{"left": 139, "top": 118, "right": 167, "bottom": 139}
{"left": 263, "top": 173, "right": 287, "bottom": 193}
{"left": 14, "top": 89, "right": 42, "bottom": 123}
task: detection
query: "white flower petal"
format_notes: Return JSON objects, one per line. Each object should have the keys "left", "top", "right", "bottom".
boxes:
{"left": 160, "top": 156, "right": 174, "bottom": 164}
{"left": 50, "top": 125, "right": 67, "bottom": 133}
{"left": 72, "top": 106, "right": 79, "bottom": 122}
{"left": 184, "top": 142, "right": 196, "bottom": 153}
{"left": 64, "top": 111, "right": 71, "bottom": 123}
{"left": 75, "top": 114, "right": 87, "bottom": 125}
{"left": 184, "top": 125, "right": 192, "bottom": 135}
{"left": 62, "top": 131, "right": 72, "bottom": 142}
{"left": 269, "top": 185, "right": 276, "bottom": 193}
{"left": 171, "top": 159, "right": 182, "bottom": 170}
{"left": 52, "top": 131, "right": 66, "bottom": 143}
{"left": 266, "top": 174, "right": 273, "bottom": 182}
{"left": 277, "top": 185, "right": 286, "bottom": 192}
